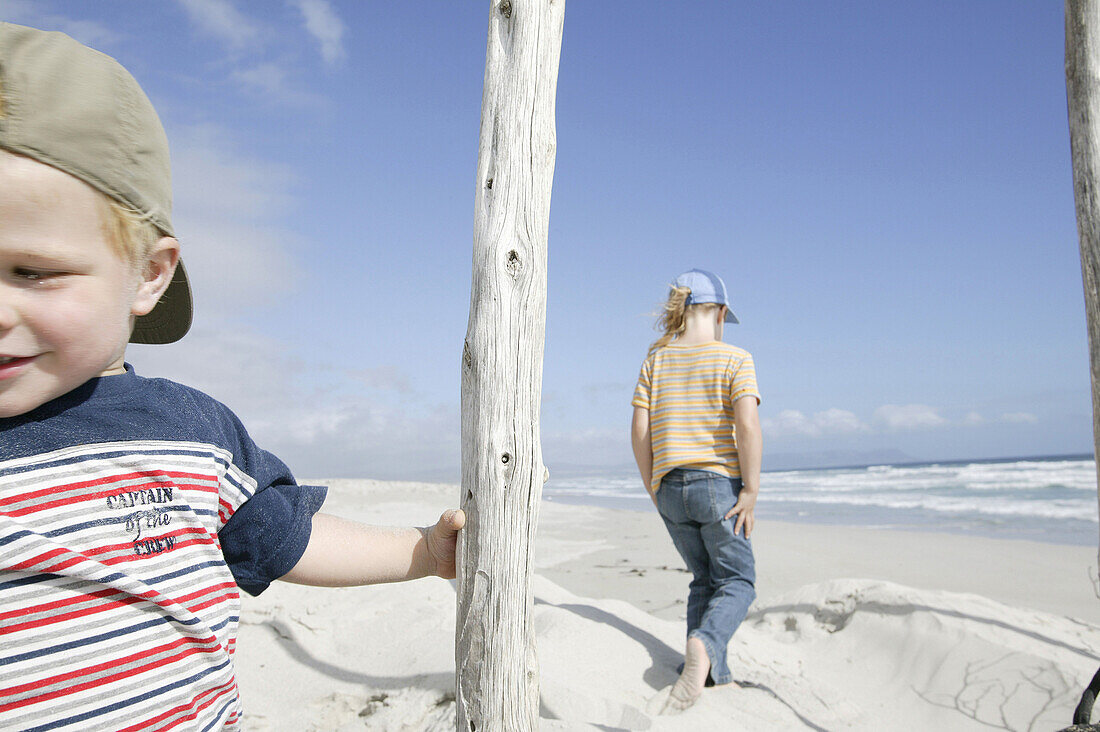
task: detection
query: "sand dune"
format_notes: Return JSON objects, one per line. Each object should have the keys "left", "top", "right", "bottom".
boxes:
{"left": 233, "top": 480, "right": 1100, "bottom": 730}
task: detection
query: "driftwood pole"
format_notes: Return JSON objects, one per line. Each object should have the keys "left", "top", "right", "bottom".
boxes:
{"left": 456, "top": 1, "right": 564, "bottom": 730}
{"left": 1067, "top": 0, "right": 1100, "bottom": 576}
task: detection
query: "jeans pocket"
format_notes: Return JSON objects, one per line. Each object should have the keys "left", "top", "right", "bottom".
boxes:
{"left": 707, "top": 478, "right": 722, "bottom": 521}
{"left": 715, "top": 477, "right": 741, "bottom": 522}
{"left": 656, "top": 480, "right": 683, "bottom": 523}
{"left": 682, "top": 473, "right": 720, "bottom": 523}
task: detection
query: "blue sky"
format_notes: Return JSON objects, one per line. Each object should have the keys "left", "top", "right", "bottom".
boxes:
{"left": 4, "top": 1, "right": 1090, "bottom": 479}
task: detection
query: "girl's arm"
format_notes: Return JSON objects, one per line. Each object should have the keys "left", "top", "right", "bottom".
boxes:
{"left": 631, "top": 405, "right": 657, "bottom": 507}
{"left": 726, "top": 396, "right": 762, "bottom": 537}
{"left": 279, "top": 509, "right": 465, "bottom": 587}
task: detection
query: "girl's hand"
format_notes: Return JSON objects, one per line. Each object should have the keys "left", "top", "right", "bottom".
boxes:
{"left": 425, "top": 509, "right": 466, "bottom": 579}
{"left": 725, "top": 489, "right": 757, "bottom": 538}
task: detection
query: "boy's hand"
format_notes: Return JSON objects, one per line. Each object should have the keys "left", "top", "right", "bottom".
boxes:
{"left": 282, "top": 511, "right": 466, "bottom": 587}
{"left": 425, "top": 509, "right": 465, "bottom": 579}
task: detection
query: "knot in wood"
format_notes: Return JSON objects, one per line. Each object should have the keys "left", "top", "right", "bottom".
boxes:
{"left": 501, "top": 452, "right": 511, "bottom": 464}
{"left": 485, "top": 176, "right": 493, "bottom": 190}
{"left": 499, "top": 0, "right": 512, "bottom": 19}
{"left": 505, "top": 249, "right": 522, "bottom": 278}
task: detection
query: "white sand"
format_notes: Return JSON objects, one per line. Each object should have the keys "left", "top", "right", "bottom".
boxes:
{"left": 234, "top": 480, "right": 1100, "bottom": 730}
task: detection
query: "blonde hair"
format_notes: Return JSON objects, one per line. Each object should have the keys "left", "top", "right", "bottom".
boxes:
{"left": 647, "top": 285, "right": 720, "bottom": 355}
{"left": 97, "top": 194, "right": 162, "bottom": 267}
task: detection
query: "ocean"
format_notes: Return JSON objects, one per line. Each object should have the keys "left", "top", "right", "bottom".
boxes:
{"left": 542, "top": 454, "right": 1100, "bottom": 546}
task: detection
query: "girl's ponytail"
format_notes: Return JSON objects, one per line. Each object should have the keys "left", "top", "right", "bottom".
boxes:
{"left": 648, "top": 285, "right": 692, "bottom": 355}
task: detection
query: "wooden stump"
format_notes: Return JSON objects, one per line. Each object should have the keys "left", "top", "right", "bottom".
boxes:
{"left": 455, "top": 1, "right": 565, "bottom": 730}
{"left": 1067, "top": 0, "right": 1100, "bottom": 574}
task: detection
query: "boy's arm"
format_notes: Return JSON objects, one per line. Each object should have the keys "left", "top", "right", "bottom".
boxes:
{"left": 726, "top": 396, "right": 762, "bottom": 537}
{"left": 631, "top": 406, "right": 657, "bottom": 508}
{"left": 279, "top": 509, "right": 465, "bottom": 586}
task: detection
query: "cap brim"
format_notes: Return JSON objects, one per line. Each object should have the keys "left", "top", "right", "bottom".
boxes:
{"left": 725, "top": 309, "right": 739, "bottom": 324}
{"left": 130, "top": 261, "right": 193, "bottom": 344}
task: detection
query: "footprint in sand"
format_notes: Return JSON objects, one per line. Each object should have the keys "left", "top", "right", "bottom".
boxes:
{"left": 645, "top": 686, "right": 676, "bottom": 716}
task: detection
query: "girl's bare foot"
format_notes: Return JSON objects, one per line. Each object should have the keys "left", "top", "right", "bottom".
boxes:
{"left": 661, "top": 636, "right": 710, "bottom": 714}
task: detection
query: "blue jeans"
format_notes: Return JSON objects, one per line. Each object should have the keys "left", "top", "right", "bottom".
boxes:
{"left": 656, "top": 468, "right": 756, "bottom": 685}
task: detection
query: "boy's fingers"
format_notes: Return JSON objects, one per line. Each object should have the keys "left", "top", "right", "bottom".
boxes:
{"left": 440, "top": 508, "right": 466, "bottom": 532}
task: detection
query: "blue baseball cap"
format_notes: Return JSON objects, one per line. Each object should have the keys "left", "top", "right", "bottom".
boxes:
{"left": 674, "top": 268, "right": 739, "bottom": 324}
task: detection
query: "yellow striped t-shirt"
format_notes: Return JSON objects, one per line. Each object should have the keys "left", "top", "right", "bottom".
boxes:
{"left": 632, "top": 341, "right": 760, "bottom": 494}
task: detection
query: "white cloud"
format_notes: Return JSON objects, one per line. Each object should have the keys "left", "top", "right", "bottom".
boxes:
{"left": 168, "top": 124, "right": 300, "bottom": 312}
{"left": 129, "top": 327, "right": 459, "bottom": 480}
{"left": 815, "top": 408, "right": 870, "bottom": 434}
{"left": 762, "top": 408, "right": 869, "bottom": 438}
{"left": 0, "top": 1, "right": 120, "bottom": 47}
{"left": 173, "top": 0, "right": 337, "bottom": 106}
{"left": 349, "top": 366, "right": 413, "bottom": 394}
{"left": 231, "top": 63, "right": 289, "bottom": 96}
{"left": 230, "top": 63, "right": 326, "bottom": 107}
{"left": 763, "top": 410, "right": 814, "bottom": 437}
{"left": 290, "top": 0, "right": 347, "bottom": 65}
{"left": 764, "top": 404, "right": 1044, "bottom": 438}
{"left": 176, "top": 0, "right": 260, "bottom": 51}
{"left": 873, "top": 404, "right": 947, "bottom": 431}
{"left": 171, "top": 125, "right": 293, "bottom": 218}
{"left": 542, "top": 427, "right": 632, "bottom": 469}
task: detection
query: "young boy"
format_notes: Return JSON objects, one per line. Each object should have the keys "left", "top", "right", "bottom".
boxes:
{"left": 0, "top": 23, "right": 464, "bottom": 731}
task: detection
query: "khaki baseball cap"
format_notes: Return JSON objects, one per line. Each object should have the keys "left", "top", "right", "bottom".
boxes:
{"left": 0, "top": 22, "right": 192, "bottom": 344}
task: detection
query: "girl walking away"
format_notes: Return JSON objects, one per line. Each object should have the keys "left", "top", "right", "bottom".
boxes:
{"left": 631, "top": 269, "right": 762, "bottom": 713}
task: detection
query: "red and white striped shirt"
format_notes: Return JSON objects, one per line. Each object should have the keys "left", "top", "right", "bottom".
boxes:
{"left": 0, "top": 368, "right": 325, "bottom": 731}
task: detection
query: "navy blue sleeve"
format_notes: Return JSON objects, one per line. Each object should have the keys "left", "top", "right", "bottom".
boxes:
{"left": 206, "top": 401, "right": 328, "bottom": 596}
{"left": 220, "top": 479, "right": 327, "bottom": 596}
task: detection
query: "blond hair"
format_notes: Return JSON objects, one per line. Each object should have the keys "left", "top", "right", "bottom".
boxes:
{"left": 97, "top": 193, "right": 162, "bottom": 267}
{"left": 648, "top": 285, "right": 721, "bottom": 355}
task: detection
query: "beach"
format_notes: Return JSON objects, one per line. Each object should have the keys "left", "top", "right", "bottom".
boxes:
{"left": 234, "top": 479, "right": 1100, "bottom": 730}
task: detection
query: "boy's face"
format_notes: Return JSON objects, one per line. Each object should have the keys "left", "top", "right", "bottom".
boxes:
{"left": 0, "top": 151, "right": 152, "bottom": 417}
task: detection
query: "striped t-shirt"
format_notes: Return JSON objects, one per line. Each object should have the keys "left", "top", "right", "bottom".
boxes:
{"left": 632, "top": 341, "right": 760, "bottom": 494}
{"left": 0, "top": 367, "right": 325, "bottom": 731}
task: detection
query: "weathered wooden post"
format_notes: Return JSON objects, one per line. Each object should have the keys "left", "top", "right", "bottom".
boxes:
{"left": 1067, "top": 0, "right": 1100, "bottom": 577}
{"left": 455, "top": 1, "right": 565, "bottom": 729}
